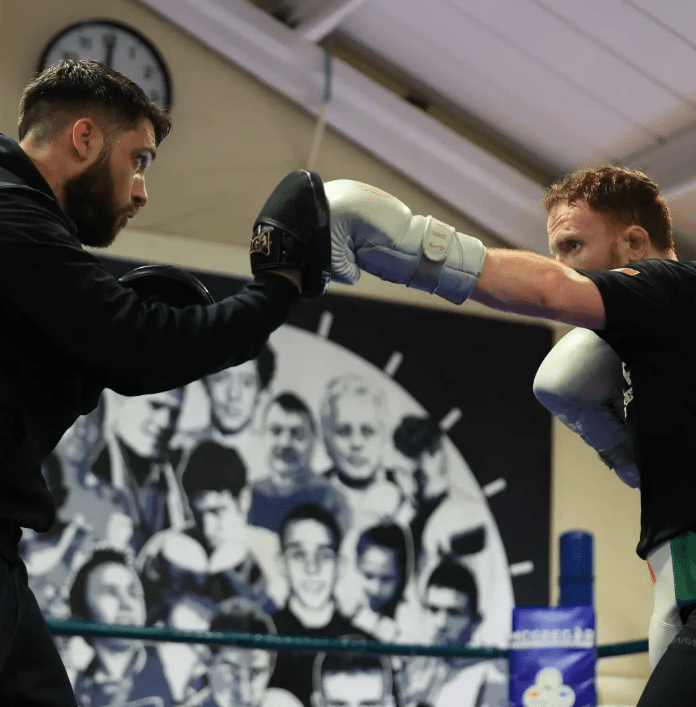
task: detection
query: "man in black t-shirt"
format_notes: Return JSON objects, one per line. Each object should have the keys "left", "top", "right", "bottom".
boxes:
{"left": 329, "top": 166, "right": 696, "bottom": 706}
{"left": 270, "top": 503, "right": 372, "bottom": 707}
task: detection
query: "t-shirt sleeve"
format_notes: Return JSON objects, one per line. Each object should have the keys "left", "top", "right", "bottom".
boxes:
{"left": 577, "top": 259, "right": 696, "bottom": 358}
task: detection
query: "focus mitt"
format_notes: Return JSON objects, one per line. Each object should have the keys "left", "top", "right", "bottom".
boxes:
{"left": 119, "top": 264, "right": 214, "bottom": 306}
{"left": 250, "top": 170, "right": 331, "bottom": 299}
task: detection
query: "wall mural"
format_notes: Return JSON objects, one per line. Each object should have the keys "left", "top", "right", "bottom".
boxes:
{"left": 25, "top": 258, "right": 552, "bottom": 707}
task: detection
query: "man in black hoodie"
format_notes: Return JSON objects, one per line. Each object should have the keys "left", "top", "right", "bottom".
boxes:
{"left": 0, "top": 58, "right": 330, "bottom": 705}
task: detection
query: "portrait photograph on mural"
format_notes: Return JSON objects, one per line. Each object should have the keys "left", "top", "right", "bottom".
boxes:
{"left": 26, "top": 257, "right": 552, "bottom": 707}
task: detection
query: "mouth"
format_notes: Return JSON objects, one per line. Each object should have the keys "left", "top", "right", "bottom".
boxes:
{"left": 300, "top": 580, "right": 326, "bottom": 593}
{"left": 347, "top": 456, "right": 368, "bottom": 468}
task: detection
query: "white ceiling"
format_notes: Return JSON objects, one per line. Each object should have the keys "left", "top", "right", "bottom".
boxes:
{"left": 138, "top": 0, "right": 696, "bottom": 257}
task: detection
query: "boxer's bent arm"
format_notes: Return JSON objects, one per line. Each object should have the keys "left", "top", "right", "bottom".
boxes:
{"left": 0, "top": 195, "right": 299, "bottom": 394}
{"left": 471, "top": 248, "right": 606, "bottom": 329}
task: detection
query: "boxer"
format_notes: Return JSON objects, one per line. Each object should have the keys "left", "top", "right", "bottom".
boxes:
{"left": 327, "top": 168, "right": 696, "bottom": 706}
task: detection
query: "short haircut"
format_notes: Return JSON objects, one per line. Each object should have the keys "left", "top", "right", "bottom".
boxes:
{"left": 255, "top": 344, "right": 276, "bottom": 391}
{"left": 392, "top": 415, "right": 442, "bottom": 459}
{"left": 204, "top": 343, "right": 276, "bottom": 392}
{"left": 209, "top": 597, "right": 277, "bottom": 663}
{"left": 314, "top": 651, "right": 393, "bottom": 696}
{"left": 19, "top": 60, "right": 171, "bottom": 144}
{"left": 542, "top": 165, "right": 674, "bottom": 254}
{"left": 425, "top": 558, "right": 479, "bottom": 618}
{"left": 181, "top": 440, "right": 247, "bottom": 501}
{"left": 356, "top": 523, "right": 410, "bottom": 608}
{"left": 279, "top": 502, "right": 342, "bottom": 553}
{"left": 266, "top": 391, "right": 315, "bottom": 433}
{"left": 69, "top": 548, "right": 133, "bottom": 621}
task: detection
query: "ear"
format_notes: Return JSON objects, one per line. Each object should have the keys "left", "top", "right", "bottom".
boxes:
{"left": 335, "top": 551, "right": 345, "bottom": 580}
{"left": 624, "top": 225, "right": 649, "bottom": 262}
{"left": 468, "top": 613, "right": 483, "bottom": 640}
{"left": 69, "top": 118, "right": 105, "bottom": 163}
{"left": 239, "top": 486, "right": 252, "bottom": 517}
{"left": 277, "top": 547, "right": 288, "bottom": 580}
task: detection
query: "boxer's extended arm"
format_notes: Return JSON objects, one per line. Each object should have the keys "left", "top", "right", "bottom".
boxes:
{"left": 472, "top": 248, "right": 606, "bottom": 329}
{"left": 327, "top": 179, "right": 605, "bottom": 330}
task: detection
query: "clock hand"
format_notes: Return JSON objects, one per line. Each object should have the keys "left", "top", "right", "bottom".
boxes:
{"left": 103, "top": 33, "right": 116, "bottom": 68}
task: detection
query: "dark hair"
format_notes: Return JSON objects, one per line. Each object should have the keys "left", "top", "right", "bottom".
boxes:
{"left": 267, "top": 391, "right": 315, "bottom": 433}
{"left": 393, "top": 416, "right": 442, "bottom": 459}
{"left": 314, "top": 652, "right": 393, "bottom": 696}
{"left": 204, "top": 343, "right": 276, "bottom": 392}
{"left": 256, "top": 344, "right": 276, "bottom": 391}
{"left": 425, "top": 558, "right": 479, "bottom": 618}
{"left": 279, "top": 502, "right": 342, "bottom": 552}
{"left": 542, "top": 165, "right": 673, "bottom": 253}
{"left": 181, "top": 440, "right": 247, "bottom": 502}
{"left": 18, "top": 60, "right": 171, "bottom": 144}
{"left": 356, "top": 523, "right": 411, "bottom": 615}
{"left": 210, "top": 596, "right": 276, "bottom": 635}
{"left": 209, "top": 597, "right": 277, "bottom": 662}
{"left": 69, "top": 548, "right": 133, "bottom": 621}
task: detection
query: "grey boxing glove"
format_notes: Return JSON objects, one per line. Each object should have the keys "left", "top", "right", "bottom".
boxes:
{"left": 326, "top": 180, "right": 487, "bottom": 304}
{"left": 533, "top": 328, "right": 639, "bottom": 488}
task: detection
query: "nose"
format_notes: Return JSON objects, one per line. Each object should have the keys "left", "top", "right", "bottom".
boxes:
{"left": 432, "top": 608, "right": 447, "bottom": 630}
{"left": 202, "top": 513, "right": 218, "bottom": 537}
{"left": 132, "top": 174, "right": 148, "bottom": 208}
{"left": 225, "top": 377, "right": 242, "bottom": 399}
{"left": 233, "top": 672, "right": 254, "bottom": 705}
{"left": 276, "top": 430, "right": 292, "bottom": 447}
{"left": 349, "top": 433, "right": 363, "bottom": 449}
{"left": 117, "top": 589, "right": 136, "bottom": 613}
{"left": 304, "top": 554, "right": 321, "bottom": 574}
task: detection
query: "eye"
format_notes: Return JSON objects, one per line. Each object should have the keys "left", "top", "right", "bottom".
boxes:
{"left": 556, "top": 239, "right": 582, "bottom": 256}
{"left": 135, "top": 153, "right": 153, "bottom": 172}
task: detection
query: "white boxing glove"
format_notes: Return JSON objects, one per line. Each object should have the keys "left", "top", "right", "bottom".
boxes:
{"left": 533, "top": 328, "right": 639, "bottom": 488}
{"left": 326, "top": 180, "right": 487, "bottom": 304}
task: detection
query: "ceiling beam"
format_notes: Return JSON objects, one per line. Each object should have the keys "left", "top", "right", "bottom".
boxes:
{"left": 137, "top": 0, "right": 549, "bottom": 252}
{"left": 623, "top": 121, "right": 696, "bottom": 200}
{"left": 293, "top": 0, "right": 369, "bottom": 42}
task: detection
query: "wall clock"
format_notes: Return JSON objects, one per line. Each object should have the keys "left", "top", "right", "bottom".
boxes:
{"left": 39, "top": 18, "right": 172, "bottom": 110}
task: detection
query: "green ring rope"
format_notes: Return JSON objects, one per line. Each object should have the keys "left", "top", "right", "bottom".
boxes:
{"left": 46, "top": 619, "right": 647, "bottom": 659}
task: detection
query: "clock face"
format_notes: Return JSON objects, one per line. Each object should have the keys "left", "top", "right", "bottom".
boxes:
{"left": 39, "top": 19, "right": 172, "bottom": 110}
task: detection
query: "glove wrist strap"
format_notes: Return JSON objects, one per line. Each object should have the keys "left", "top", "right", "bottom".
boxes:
{"left": 407, "top": 216, "right": 487, "bottom": 305}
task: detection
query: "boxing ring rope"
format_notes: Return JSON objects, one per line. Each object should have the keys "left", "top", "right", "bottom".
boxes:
{"left": 45, "top": 619, "right": 647, "bottom": 659}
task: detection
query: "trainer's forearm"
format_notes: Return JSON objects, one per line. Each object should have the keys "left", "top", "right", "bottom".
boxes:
{"left": 471, "top": 248, "right": 605, "bottom": 328}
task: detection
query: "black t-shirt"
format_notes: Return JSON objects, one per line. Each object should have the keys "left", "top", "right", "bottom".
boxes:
{"left": 269, "top": 605, "right": 372, "bottom": 707}
{"left": 580, "top": 259, "right": 696, "bottom": 559}
{"left": 0, "top": 134, "right": 299, "bottom": 559}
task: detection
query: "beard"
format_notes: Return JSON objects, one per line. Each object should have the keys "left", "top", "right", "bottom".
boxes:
{"left": 63, "top": 143, "right": 122, "bottom": 248}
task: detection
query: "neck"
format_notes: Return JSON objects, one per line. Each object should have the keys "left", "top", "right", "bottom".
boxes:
{"left": 335, "top": 468, "right": 380, "bottom": 490}
{"left": 288, "top": 596, "right": 335, "bottom": 628}
{"left": 94, "top": 641, "right": 139, "bottom": 678}
{"left": 19, "top": 138, "right": 68, "bottom": 209}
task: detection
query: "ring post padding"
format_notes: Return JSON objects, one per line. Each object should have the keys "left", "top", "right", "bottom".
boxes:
{"left": 560, "top": 530, "right": 594, "bottom": 606}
